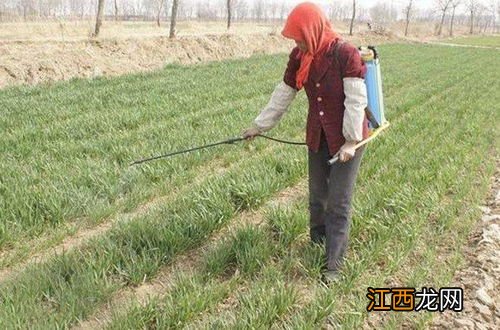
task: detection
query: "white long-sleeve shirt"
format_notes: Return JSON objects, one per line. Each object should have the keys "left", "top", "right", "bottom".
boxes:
{"left": 253, "top": 78, "right": 367, "bottom": 142}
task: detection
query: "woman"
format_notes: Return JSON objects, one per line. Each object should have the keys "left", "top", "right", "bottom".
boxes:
{"left": 242, "top": 2, "right": 370, "bottom": 284}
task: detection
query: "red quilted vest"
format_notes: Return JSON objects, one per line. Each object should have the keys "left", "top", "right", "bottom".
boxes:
{"left": 283, "top": 39, "right": 370, "bottom": 156}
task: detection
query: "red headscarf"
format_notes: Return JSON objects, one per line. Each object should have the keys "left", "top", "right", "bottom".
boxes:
{"left": 281, "top": 2, "right": 339, "bottom": 89}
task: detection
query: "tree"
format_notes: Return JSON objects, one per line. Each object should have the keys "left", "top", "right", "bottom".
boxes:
{"left": 227, "top": 0, "right": 232, "bottom": 29}
{"left": 68, "top": 0, "right": 87, "bottom": 19}
{"left": 156, "top": 0, "right": 165, "bottom": 26}
{"left": 449, "top": 0, "right": 461, "bottom": 36}
{"left": 492, "top": 0, "right": 499, "bottom": 32}
{"left": 169, "top": 0, "right": 179, "bottom": 38}
{"left": 235, "top": 0, "right": 249, "bottom": 21}
{"left": 196, "top": 0, "right": 217, "bottom": 20}
{"left": 40, "top": 0, "right": 64, "bottom": 18}
{"left": 349, "top": 0, "right": 356, "bottom": 36}
{"left": 253, "top": 0, "right": 264, "bottom": 22}
{"left": 475, "top": 3, "right": 489, "bottom": 32}
{"left": 141, "top": 0, "right": 154, "bottom": 19}
{"left": 328, "top": 1, "right": 351, "bottom": 21}
{"left": 18, "top": 0, "right": 33, "bottom": 21}
{"left": 114, "top": 0, "right": 118, "bottom": 20}
{"left": 436, "top": 0, "right": 453, "bottom": 36}
{"left": 279, "top": 1, "right": 288, "bottom": 21}
{"left": 404, "top": 0, "right": 414, "bottom": 36}
{"left": 467, "top": 0, "right": 480, "bottom": 33}
{"left": 269, "top": 0, "right": 279, "bottom": 20}
{"left": 94, "top": 0, "right": 105, "bottom": 37}
{"left": 164, "top": 0, "right": 171, "bottom": 19}
{"left": 497, "top": 0, "right": 500, "bottom": 32}
{"left": 370, "top": 1, "right": 397, "bottom": 25}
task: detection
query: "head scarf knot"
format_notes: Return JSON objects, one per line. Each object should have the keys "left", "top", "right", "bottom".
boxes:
{"left": 281, "top": 2, "right": 339, "bottom": 89}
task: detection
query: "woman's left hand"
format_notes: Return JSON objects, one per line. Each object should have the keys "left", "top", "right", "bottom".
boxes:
{"left": 339, "top": 141, "right": 357, "bottom": 162}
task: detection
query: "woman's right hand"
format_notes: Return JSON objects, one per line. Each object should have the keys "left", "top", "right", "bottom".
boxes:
{"left": 242, "top": 127, "right": 261, "bottom": 140}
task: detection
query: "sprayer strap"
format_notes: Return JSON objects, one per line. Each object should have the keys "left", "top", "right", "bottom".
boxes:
{"left": 333, "top": 40, "right": 347, "bottom": 79}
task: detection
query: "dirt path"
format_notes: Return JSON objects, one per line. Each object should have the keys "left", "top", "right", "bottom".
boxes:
{"left": 424, "top": 41, "right": 500, "bottom": 50}
{"left": 429, "top": 161, "right": 500, "bottom": 330}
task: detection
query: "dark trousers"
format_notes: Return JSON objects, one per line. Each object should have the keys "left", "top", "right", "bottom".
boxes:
{"left": 308, "top": 131, "right": 365, "bottom": 271}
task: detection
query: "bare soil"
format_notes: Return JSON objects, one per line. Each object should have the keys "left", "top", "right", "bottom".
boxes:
{"left": 0, "top": 20, "right": 411, "bottom": 90}
{"left": 430, "top": 162, "right": 500, "bottom": 330}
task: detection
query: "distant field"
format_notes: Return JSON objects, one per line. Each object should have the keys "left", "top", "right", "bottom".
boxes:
{"left": 449, "top": 35, "right": 500, "bottom": 47}
{"left": 0, "top": 18, "right": 452, "bottom": 43}
{"left": 0, "top": 20, "right": 281, "bottom": 41}
{"left": 0, "top": 44, "right": 498, "bottom": 328}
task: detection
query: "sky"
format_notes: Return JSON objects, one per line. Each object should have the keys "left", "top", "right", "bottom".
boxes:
{"left": 286, "top": 0, "right": 436, "bottom": 10}
{"left": 278, "top": 0, "right": 442, "bottom": 9}
{"left": 358, "top": 0, "right": 433, "bottom": 7}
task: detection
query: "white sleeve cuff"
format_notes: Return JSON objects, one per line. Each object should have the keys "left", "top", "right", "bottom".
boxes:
{"left": 343, "top": 77, "right": 367, "bottom": 142}
{"left": 254, "top": 81, "right": 297, "bottom": 132}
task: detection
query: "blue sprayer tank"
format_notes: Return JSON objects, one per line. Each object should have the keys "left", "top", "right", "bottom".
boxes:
{"left": 360, "top": 46, "right": 386, "bottom": 129}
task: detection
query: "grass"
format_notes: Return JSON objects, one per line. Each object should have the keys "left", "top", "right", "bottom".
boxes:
{"left": 107, "top": 195, "right": 311, "bottom": 330}
{"left": 0, "top": 53, "right": 306, "bottom": 258}
{"left": 447, "top": 35, "right": 500, "bottom": 47}
{"left": 0, "top": 43, "right": 498, "bottom": 328}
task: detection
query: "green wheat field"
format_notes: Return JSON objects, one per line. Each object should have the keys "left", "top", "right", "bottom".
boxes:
{"left": 447, "top": 35, "right": 500, "bottom": 47}
{"left": 0, "top": 40, "right": 499, "bottom": 328}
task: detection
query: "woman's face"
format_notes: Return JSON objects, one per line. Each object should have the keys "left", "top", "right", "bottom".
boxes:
{"left": 295, "top": 40, "right": 308, "bottom": 52}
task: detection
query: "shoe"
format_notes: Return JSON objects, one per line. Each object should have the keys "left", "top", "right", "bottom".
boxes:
{"left": 321, "top": 270, "right": 341, "bottom": 285}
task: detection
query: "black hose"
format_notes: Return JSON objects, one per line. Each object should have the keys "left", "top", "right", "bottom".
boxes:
{"left": 130, "top": 134, "right": 306, "bottom": 166}
{"left": 256, "top": 134, "right": 307, "bottom": 146}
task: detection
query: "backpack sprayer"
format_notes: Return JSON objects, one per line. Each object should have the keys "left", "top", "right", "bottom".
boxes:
{"left": 327, "top": 45, "right": 390, "bottom": 165}
{"left": 131, "top": 46, "right": 389, "bottom": 167}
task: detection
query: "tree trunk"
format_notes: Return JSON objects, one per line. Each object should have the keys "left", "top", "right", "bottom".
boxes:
{"left": 470, "top": 9, "right": 474, "bottom": 34}
{"left": 349, "top": 0, "right": 356, "bottom": 36}
{"left": 227, "top": 0, "right": 232, "bottom": 30}
{"left": 164, "top": 0, "right": 170, "bottom": 20}
{"left": 449, "top": 7, "right": 456, "bottom": 36}
{"left": 438, "top": 11, "right": 446, "bottom": 35}
{"left": 483, "top": 19, "right": 490, "bottom": 33}
{"left": 114, "top": 0, "right": 118, "bottom": 21}
{"left": 404, "top": 0, "right": 413, "bottom": 37}
{"left": 94, "top": 0, "right": 106, "bottom": 37}
{"left": 169, "top": 0, "right": 179, "bottom": 38}
{"left": 157, "top": 0, "right": 164, "bottom": 27}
